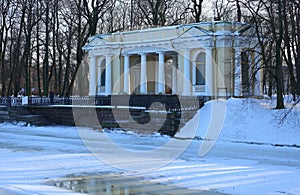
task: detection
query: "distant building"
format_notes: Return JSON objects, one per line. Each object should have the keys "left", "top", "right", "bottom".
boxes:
{"left": 83, "top": 21, "right": 263, "bottom": 98}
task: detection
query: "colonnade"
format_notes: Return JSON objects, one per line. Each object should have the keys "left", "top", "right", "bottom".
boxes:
{"left": 89, "top": 50, "right": 193, "bottom": 96}
{"left": 89, "top": 47, "right": 251, "bottom": 97}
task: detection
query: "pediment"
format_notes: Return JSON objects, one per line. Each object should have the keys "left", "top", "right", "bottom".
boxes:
{"left": 237, "top": 25, "right": 254, "bottom": 36}
{"left": 83, "top": 36, "right": 107, "bottom": 50}
{"left": 179, "top": 27, "right": 210, "bottom": 38}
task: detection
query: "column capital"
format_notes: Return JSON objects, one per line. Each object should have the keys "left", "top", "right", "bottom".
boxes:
{"left": 122, "top": 53, "right": 130, "bottom": 57}
{"left": 182, "top": 48, "right": 191, "bottom": 52}
{"left": 138, "top": 52, "right": 147, "bottom": 56}
{"left": 88, "top": 53, "right": 97, "bottom": 58}
{"left": 156, "top": 51, "right": 165, "bottom": 54}
{"left": 183, "top": 49, "right": 191, "bottom": 58}
{"left": 205, "top": 47, "right": 213, "bottom": 51}
{"left": 105, "top": 54, "right": 114, "bottom": 57}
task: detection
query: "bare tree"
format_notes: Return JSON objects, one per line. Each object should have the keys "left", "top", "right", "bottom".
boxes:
{"left": 190, "top": 0, "right": 204, "bottom": 22}
{"left": 242, "top": 0, "right": 285, "bottom": 109}
{"left": 212, "top": 0, "right": 245, "bottom": 22}
{"left": 11, "top": 2, "right": 27, "bottom": 97}
{"left": 81, "top": 0, "right": 115, "bottom": 36}
{"left": 0, "top": 0, "right": 13, "bottom": 96}
{"left": 212, "top": 0, "right": 234, "bottom": 21}
{"left": 134, "top": 0, "right": 187, "bottom": 27}
{"left": 282, "top": 0, "right": 300, "bottom": 100}
{"left": 234, "top": 0, "right": 242, "bottom": 22}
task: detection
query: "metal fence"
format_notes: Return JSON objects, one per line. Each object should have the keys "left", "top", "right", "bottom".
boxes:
{"left": 0, "top": 97, "right": 22, "bottom": 106}
{"left": 0, "top": 95, "right": 206, "bottom": 111}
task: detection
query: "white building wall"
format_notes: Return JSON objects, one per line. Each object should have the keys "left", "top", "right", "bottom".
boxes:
{"left": 85, "top": 22, "right": 261, "bottom": 98}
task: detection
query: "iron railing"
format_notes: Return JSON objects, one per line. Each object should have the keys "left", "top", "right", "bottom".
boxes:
{"left": 0, "top": 95, "right": 206, "bottom": 111}
{"left": 0, "top": 97, "right": 22, "bottom": 106}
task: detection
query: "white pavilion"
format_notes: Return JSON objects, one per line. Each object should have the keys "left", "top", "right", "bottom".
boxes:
{"left": 83, "top": 21, "right": 263, "bottom": 98}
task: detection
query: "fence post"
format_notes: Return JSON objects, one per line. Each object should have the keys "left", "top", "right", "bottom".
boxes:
{"left": 7, "top": 97, "right": 12, "bottom": 107}
{"left": 28, "top": 96, "right": 31, "bottom": 106}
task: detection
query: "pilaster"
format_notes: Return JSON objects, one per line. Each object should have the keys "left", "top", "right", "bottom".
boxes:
{"left": 205, "top": 47, "right": 213, "bottom": 95}
{"left": 157, "top": 52, "right": 165, "bottom": 94}
{"left": 89, "top": 55, "right": 97, "bottom": 96}
{"left": 183, "top": 49, "right": 191, "bottom": 95}
{"left": 123, "top": 54, "right": 130, "bottom": 94}
{"left": 105, "top": 55, "right": 113, "bottom": 95}
{"left": 140, "top": 53, "right": 147, "bottom": 94}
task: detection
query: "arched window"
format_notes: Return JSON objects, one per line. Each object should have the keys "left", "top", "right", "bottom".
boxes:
{"left": 196, "top": 52, "right": 206, "bottom": 85}
{"left": 100, "top": 68, "right": 106, "bottom": 87}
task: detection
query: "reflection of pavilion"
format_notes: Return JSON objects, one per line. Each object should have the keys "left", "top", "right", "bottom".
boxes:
{"left": 83, "top": 21, "right": 263, "bottom": 98}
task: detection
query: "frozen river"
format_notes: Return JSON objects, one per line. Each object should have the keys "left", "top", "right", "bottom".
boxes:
{"left": 0, "top": 123, "right": 299, "bottom": 194}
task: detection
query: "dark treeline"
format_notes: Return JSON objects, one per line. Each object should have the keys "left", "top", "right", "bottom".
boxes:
{"left": 0, "top": 0, "right": 299, "bottom": 109}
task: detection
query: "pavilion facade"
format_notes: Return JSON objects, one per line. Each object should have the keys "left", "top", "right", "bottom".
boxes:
{"left": 83, "top": 21, "right": 263, "bottom": 98}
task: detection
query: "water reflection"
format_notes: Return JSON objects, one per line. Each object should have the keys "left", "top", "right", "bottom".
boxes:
{"left": 53, "top": 173, "right": 225, "bottom": 195}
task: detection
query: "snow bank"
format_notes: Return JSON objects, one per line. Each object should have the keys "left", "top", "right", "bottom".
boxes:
{"left": 185, "top": 98, "right": 300, "bottom": 145}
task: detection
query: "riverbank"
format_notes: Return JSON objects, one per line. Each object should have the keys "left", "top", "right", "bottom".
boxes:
{"left": 0, "top": 97, "right": 299, "bottom": 194}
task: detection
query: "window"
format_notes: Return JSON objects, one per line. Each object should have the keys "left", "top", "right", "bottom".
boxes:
{"left": 196, "top": 52, "right": 206, "bottom": 85}
{"left": 98, "top": 60, "right": 106, "bottom": 93}
{"left": 100, "top": 68, "right": 106, "bottom": 87}
{"left": 100, "top": 60, "right": 106, "bottom": 87}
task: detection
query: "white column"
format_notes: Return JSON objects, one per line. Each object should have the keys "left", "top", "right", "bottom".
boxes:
{"left": 105, "top": 55, "right": 112, "bottom": 95}
{"left": 89, "top": 55, "right": 96, "bottom": 96}
{"left": 234, "top": 48, "right": 242, "bottom": 96}
{"left": 140, "top": 53, "right": 147, "bottom": 94}
{"left": 155, "top": 56, "right": 158, "bottom": 94}
{"left": 97, "top": 61, "right": 101, "bottom": 94}
{"left": 172, "top": 55, "right": 177, "bottom": 94}
{"left": 123, "top": 54, "right": 130, "bottom": 94}
{"left": 183, "top": 49, "right": 191, "bottom": 95}
{"left": 192, "top": 61, "right": 196, "bottom": 86}
{"left": 205, "top": 47, "right": 213, "bottom": 95}
{"left": 157, "top": 52, "right": 165, "bottom": 94}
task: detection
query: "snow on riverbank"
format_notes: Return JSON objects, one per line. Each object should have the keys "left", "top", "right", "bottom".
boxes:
{"left": 193, "top": 97, "right": 300, "bottom": 146}
{"left": 0, "top": 97, "right": 299, "bottom": 195}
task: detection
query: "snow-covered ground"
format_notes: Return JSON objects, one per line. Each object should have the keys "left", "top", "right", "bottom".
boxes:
{"left": 0, "top": 97, "right": 299, "bottom": 195}
{"left": 197, "top": 97, "right": 300, "bottom": 145}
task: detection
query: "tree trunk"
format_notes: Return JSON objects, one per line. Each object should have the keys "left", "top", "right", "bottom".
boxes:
{"left": 268, "top": 74, "right": 273, "bottom": 97}
{"left": 13, "top": 4, "right": 26, "bottom": 97}
{"left": 43, "top": 1, "right": 50, "bottom": 96}
{"left": 235, "top": 0, "right": 241, "bottom": 22}
{"left": 25, "top": 1, "right": 34, "bottom": 96}
{"left": 36, "top": 12, "right": 42, "bottom": 96}
{"left": 275, "top": 0, "right": 285, "bottom": 109}
{"left": 275, "top": 47, "right": 285, "bottom": 109}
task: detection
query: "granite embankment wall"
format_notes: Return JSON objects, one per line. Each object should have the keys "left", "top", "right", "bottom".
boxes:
{"left": 0, "top": 105, "right": 198, "bottom": 136}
